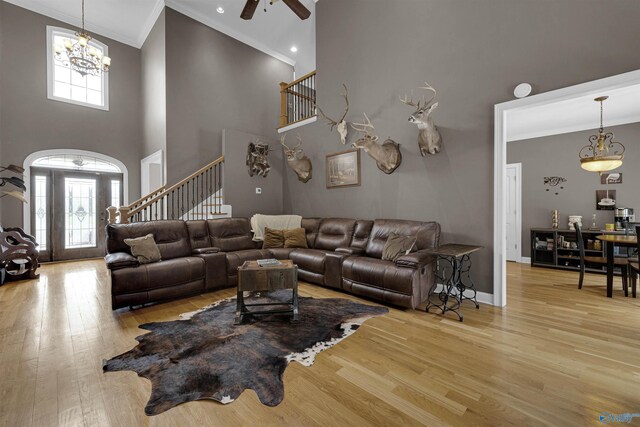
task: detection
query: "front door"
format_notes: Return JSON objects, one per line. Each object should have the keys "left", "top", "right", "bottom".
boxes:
{"left": 31, "top": 167, "right": 123, "bottom": 261}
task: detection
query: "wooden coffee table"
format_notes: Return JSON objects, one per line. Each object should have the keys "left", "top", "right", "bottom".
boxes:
{"left": 235, "top": 259, "right": 299, "bottom": 325}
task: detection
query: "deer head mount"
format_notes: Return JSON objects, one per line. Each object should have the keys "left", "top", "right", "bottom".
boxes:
{"left": 400, "top": 82, "right": 442, "bottom": 156}
{"left": 351, "top": 113, "right": 402, "bottom": 175}
{"left": 246, "top": 140, "right": 272, "bottom": 178}
{"left": 316, "top": 84, "right": 350, "bottom": 144}
{"left": 280, "top": 133, "right": 313, "bottom": 183}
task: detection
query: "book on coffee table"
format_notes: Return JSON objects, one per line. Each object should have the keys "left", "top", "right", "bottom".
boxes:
{"left": 256, "top": 258, "right": 282, "bottom": 267}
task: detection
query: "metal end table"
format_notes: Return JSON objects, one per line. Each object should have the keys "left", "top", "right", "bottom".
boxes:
{"left": 423, "top": 244, "right": 482, "bottom": 322}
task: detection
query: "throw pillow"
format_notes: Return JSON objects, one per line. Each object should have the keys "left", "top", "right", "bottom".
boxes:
{"left": 284, "top": 228, "right": 308, "bottom": 248}
{"left": 381, "top": 233, "right": 417, "bottom": 262}
{"left": 124, "top": 234, "right": 162, "bottom": 264}
{"left": 262, "top": 227, "right": 285, "bottom": 249}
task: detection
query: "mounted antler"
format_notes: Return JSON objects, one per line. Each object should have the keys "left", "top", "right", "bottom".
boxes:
{"left": 400, "top": 81, "right": 442, "bottom": 156}
{"left": 315, "top": 84, "right": 350, "bottom": 144}
{"left": 351, "top": 113, "right": 401, "bottom": 174}
{"left": 280, "top": 133, "right": 312, "bottom": 183}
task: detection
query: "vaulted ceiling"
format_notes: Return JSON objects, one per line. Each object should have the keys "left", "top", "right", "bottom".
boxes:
{"left": 3, "top": 0, "right": 316, "bottom": 74}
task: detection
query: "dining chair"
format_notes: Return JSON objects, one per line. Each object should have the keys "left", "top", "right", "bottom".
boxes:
{"left": 576, "top": 223, "right": 628, "bottom": 295}
{"left": 628, "top": 226, "right": 640, "bottom": 298}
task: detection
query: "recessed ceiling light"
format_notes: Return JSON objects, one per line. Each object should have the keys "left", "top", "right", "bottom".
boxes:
{"left": 290, "top": 46, "right": 298, "bottom": 53}
{"left": 216, "top": 6, "right": 225, "bottom": 14}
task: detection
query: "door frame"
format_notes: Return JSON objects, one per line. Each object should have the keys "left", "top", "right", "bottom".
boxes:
{"left": 23, "top": 149, "right": 129, "bottom": 235}
{"left": 493, "top": 69, "right": 640, "bottom": 307}
{"left": 505, "top": 163, "right": 522, "bottom": 263}
{"left": 140, "top": 149, "right": 165, "bottom": 196}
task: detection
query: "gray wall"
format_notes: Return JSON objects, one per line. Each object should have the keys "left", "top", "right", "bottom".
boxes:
{"left": 164, "top": 7, "right": 293, "bottom": 184}
{"left": 286, "top": 0, "right": 640, "bottom": 294}
{"left": 141, "top": 9, "right": 166, "bottom": 159}
{"left": 223, "top": 129, "right": 284, "bottom": 218}
{"left": 0, "top": 1, "right": 142, "bottom": 227}
{"left": 508, "top": 122, "right": 640, "bottom": 258}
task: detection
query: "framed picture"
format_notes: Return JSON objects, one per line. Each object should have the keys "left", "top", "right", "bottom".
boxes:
{"left": 600, "top": 172, "right": 622, "bottom": 184}
{"left": 326, "top": 149, "right": 361, "bottom": 189}
{"left": 596, "top": 189, "right": 616, "bottom": 210}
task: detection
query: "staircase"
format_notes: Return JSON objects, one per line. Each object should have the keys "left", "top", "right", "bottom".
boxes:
{"left": 107, "top": 156, "right": 230, "bottom": 224}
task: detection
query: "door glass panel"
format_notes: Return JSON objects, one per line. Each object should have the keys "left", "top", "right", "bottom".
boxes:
{"left": 34, "top": 175, "right": 48, "bottom": 251}
{"left": 64, "top": 177, "right": 96, "bottom": 249}
{"left": 111, "top": 179, "right": 120, "bottom": 207}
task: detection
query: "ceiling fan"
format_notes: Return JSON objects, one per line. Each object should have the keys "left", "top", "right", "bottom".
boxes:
{"left": 241, "top": 0, "right": 311, "bottom": 20}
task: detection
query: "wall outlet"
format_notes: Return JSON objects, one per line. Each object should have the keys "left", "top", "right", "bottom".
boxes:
{"left": 255, "top": 188, "right": 262, "bottom": 194}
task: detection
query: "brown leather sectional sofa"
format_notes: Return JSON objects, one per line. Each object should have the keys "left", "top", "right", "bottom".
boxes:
{"left": 105, "top": 217, "right": 440, "bottom": 310}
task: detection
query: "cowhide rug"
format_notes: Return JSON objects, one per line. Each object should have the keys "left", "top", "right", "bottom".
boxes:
{"left": 103, "top": 290, "right": 388, "bottom": 415}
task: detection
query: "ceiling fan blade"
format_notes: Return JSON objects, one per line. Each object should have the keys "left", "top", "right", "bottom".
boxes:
{"left": 241, "top": 0, "right": 259, "bottom": 20}
{"left": 282, "top": 0, "right": 311, "bottom": 20}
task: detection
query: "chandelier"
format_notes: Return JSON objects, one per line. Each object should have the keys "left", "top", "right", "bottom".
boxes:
{"left": 579, "top": 96, "right": 624, "bottom": 173}
{"left": 53, "top": 0, "right": 111, "bottom": 77}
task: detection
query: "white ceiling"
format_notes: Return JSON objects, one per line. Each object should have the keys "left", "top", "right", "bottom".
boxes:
{"left": 507, "top": 83, "right": 640, "bottom": 142}
{"left": 4, "top": 0, "right": 316, "bottom": 74}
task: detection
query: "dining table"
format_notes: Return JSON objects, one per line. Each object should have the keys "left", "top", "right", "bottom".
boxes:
{"left": 596, "top": 234, "right": 637, "bottom": 297}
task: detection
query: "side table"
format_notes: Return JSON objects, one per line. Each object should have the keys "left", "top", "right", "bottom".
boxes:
{"left": 235, "top": 259, "right": 299, "bottom": 325}
{"left": 424, "top": 244, "right": 482, "bottom": 322}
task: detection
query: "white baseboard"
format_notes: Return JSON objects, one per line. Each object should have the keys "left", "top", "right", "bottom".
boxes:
{"left": 520, "top": 256, "right": 531, "bottom": 264}
{"left": 432, "top": 284, "right": 494, "bottom": 306}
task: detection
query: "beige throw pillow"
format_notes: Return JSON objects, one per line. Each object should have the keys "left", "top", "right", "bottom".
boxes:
{"left": 382, "top": 233, "right": 417, "bottom": 261}
{"left": 124, "top": 234, "right": 161, "bottom": 264}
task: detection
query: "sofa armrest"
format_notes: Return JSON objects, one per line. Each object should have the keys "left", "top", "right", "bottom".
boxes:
{"left": 395, "top": 250, "right": 435, "bottom": 269}
{"left": 335, "top": 247, "right": 365, "bottom": 256}
{"left": 105, "top": 252, "right": 139, "bottom": 270}
{"left": 192, "top": 247, "right": 220, "bottom": 255}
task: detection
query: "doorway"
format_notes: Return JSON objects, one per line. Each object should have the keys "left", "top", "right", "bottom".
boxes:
{"left": 31, "top": 167, "right": 122, "bottom": 262}
{"left": 141, "top": 150, "right": 164, "bottom": 196}
{"left": 506, "top": 163, "right": 522, "bottom": 263}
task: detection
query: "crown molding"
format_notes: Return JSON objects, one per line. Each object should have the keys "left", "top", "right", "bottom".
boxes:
{"left": 137, "top": 0, "right": 165, "bottom": 48}
{"left": 164, "top": 0, "right": 296, "bottom": 67}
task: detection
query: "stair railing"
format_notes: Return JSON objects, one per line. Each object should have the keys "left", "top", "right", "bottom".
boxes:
{"left": 107, "top": 156, "right": 224, "bottom": 224}
{"left": 279, "top": 70, "right": 316, "bottom": 128}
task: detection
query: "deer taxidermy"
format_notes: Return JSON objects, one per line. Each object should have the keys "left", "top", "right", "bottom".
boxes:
{"left": 241, "top": 0, "right": 311, "bottom": 20}
{"left": 351, "top": 113, "right": 402, "bottom": 175}
{"left": 280, "top": 133, "right": 313, "bottom": 183}
{"left": 400, "top": 82, "right": 442, "bottom": 156}
{"left": 315, "top": 84, "right": 350, "bottom": 144}
{"left": 246, "top": 141, "right": 272, "bottom": 178}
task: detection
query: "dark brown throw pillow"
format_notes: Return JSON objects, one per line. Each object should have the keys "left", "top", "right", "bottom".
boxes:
{"left": 284, "top": 228, "right": 308, "bottom": 248}
{"left": 382, "top": 233, "right": 417, "bottom": 261}
{"left": 262, "top": 227, "right": 285, "bottom": 249}
{"left": 124, "top": 233, "right": 161, "bottom": 264}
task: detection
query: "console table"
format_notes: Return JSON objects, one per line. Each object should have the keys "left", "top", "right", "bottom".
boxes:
{"left": 235, "top": 259, "right": 299, "bottom": 324}
{"left": 424, "top": 244, "right": 482, "bottom": 322}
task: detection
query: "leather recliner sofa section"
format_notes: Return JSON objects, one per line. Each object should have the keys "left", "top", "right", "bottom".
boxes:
{"left": 105, "top": 217, "right": 440, "bottom": 310}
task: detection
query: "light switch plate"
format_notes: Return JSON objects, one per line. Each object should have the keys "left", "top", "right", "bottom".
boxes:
{"left": 255, "top": 188, "right": 262, "bottom": 194}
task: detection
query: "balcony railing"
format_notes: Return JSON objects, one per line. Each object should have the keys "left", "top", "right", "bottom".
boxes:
{"left": 279, "top": 70, "right": 316, "bottom": 128}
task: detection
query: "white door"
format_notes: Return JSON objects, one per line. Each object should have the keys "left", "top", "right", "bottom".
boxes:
{"left": 506, "top": 163, "right": 522, "bottom": 262}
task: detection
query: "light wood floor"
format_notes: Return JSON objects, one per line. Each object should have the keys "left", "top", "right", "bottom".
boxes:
{"left": 1, "top": 260, "right": 639, "bottom": 426}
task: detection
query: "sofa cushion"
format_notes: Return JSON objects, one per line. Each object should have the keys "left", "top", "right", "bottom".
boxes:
{"left": 366, "top": 219, "right": 440, "bottom": 259}
{"left": 314, "top": 218, "right": 357, "bottom": 251}
{"left": 186, "top": 221, "right": 212, "bottom": 250}
{"left": 350, "top": 220, "right": 374, "bottom": 249}
{"left": 207, "top": 218, "right": 258, "bottom": 252}
{"left": 301, "top": 218, "right": 321, "bottom": 248}
{"left": 284, "top": 228, "right": 308, "bottom": 248}
{"left": 268, "top": 248, "right": 296, "bottom": 259}
{"left": 342, "top": 256, "right": 416, "bottom": 295}
{"left": 225, "top": 249, "right": 274, "bottom": 276}
{"left": 106, "top": 221, "right": 192, "bottom": 260}
{"left": 111, "top": 257, "right": 205, "bottom": 294}
{"left": 289, "top": 249, "right": 331, "bottom": 274}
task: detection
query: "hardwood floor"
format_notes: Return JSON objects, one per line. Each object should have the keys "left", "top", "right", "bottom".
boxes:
{"left": 1, "top": 260, "right": 639, "bottom": 426}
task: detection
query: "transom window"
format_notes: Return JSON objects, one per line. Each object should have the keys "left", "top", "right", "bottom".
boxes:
{"left": 32, "top": 154, "right": 121, "bottom": 173}
{"left": 46, "top": 26, "right": 109, "bottom": 110}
